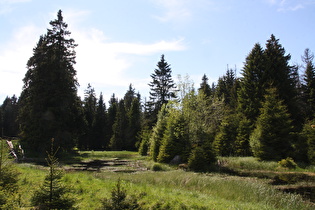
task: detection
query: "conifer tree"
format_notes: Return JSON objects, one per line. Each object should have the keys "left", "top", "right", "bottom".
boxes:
{"left": 1, "top": 95, "right": 19, "bottom": 137}
{"left": 31, "top": 138, "right": 75, "bottom": 209}
{"left": 110, "top": 99, "right": 127, "bottom": 150}
{"left": 157, "top": 108, "right": 190, "bottom": 163}
{"left": 250, "top": 88, "right": 293, "bottom": 161}
{"left": 18, "top": 10, "right": 81, "bottom": 153}
{"left": 125, "top": 98, "right": 141, "bottom": 151}
{"left": 216, "top": 68, "right": 238, "bottom": 108}
{"left": 238, "top": 43, "right": 265, "bottom": 122}
{"left": 147, "top": 54, "right": 177, "bottom": 126}
{"left": 79, "top": 84, "right": 97, "bottom": 150}
{"left": 264, "top": 34, "right": 298, "bottom": 124}
{"left": 198, "top": 74, "right": 212, "bottom": 97}
{"left": 93, "top": 93, "right": 108, "bottom": 150}
{"left": 301, "top": 48, "right": 315, "bottom": 119}
{"left": 107, "top": 94, "right": 118, "bottom": 146}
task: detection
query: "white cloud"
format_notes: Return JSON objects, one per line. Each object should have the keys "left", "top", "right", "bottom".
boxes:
{"left": 0, "top": 0, "right": 31, "bottom": 14}
{"left": 265, "top": 0, "right": 314, "bottom": 11}
{"left": 0, "top": 24, "right": 41, "bottom": 101}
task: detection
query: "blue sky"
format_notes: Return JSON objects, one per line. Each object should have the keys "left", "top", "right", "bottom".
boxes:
{"left": 1, "top": 0, "right": 315, "bottom": 103}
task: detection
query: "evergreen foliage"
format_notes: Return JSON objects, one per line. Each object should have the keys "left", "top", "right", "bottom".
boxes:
{"left": 93, "top": 93, "right": 108, "bottom": 150}
{"left": 238, "top": 43, "right": 265, "bottom": 123}
{"left": 149, "top": 105, "right": 168, "bottom": 161}
{"left": 1, "top": 96, "right": 19, "bottom": 137}
{"left": 198, "top": 74, "right": 212, "bottom": 97}
{"left": 0, "top": 140, "right": 19, "bottom": 209}
{"left": 250, "top": 88, "right": 293, "bottom": 161}
{"left": 110, "top": 99, "right": 127, "bottom": 150}
{"left": 18, "top": 10, "right": 81, "bottom": 153}
{"left": 147, "top": 54, "right": 177, "bottom": 126}
{"left": 101, "top": 178, "right": 139, "bottom": 210}
{"left": 187, "top": 146, "right": 213, "bottom": 172}
{"left": 301, "top": 48, "right": 315, "bottom": 119}
{"left": 31, "top": 139, "right": 75, "bottom": 209}
{"left": 157, "top": 108, "right": 191, "bottom": 163}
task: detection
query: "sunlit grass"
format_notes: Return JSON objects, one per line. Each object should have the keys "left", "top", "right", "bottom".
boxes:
{"left": 16, "top": 163, "right": 313, "bottom": 209}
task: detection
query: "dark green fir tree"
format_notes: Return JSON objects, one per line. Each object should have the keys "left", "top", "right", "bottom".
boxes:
{"left": 18, "top": 10, "right": 82, "bottom": 154}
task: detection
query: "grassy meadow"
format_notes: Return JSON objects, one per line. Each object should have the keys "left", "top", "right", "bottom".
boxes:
{"left": 14, "top": 151, "right": 315, "bottom": 209}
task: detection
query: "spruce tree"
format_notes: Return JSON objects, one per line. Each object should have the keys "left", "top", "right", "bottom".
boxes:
{"left": 250, "top": 88, "right": 293, "bottom": 161}
{"left": 302, "top": 48, "right": 315, "bottom": 119}
{"left": 79, "top": 84, "right": 97, "bottom": 150}
{"left": 198, "top": 74, "right": 212, "bottom": 97}
{"left": 264, "top": 34, "right": 298, "bottom": 124}
{"left": 110, "top": 99, "right": 127, "bottom": 150}
{"left": 31, "top": 139, "right": 75, "bottom": 209}
{"left": 107, "top": 94, "right": 118, "bottom": 146}
{"left": 93, "top": 93, "right": 108, "bottom": 150}
{"left": 18, "top": 10, "right": 81, "bottom": 153}
{"left": 238, "top": 43, "right": 265, "bottom": 123}
{"left": 147, "top": 54, "right": 177, "bottom": 126}
{"left": 1, "top": 95, "right": 19, "bottom": 137}
{"left": 157, "top": 108, "right": 190, "bottom": 163}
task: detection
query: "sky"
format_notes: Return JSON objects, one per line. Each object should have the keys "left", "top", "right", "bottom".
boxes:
{"left": 1, "top": 0, "right": 315, "bottom": 103}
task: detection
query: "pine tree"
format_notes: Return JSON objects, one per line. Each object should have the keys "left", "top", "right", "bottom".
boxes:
{"left": 93, "top": 93, "right": 108, "bottom": 150}
{"left": 149, "top": 105, "right": 168, "bottom": 161}
{"left": 1, "top": 95, "right": 19, "bottom": 137}
{"left": 157, "top": 108, "right": 191, "bottom": 163}
{"left": 238, "top": 43, "right": 265, "bottom": 123}
{"left": 264, "top": 34, "right": 298, "bottom": 124}
{"left": 31, "top": 138, "right": 75, "bottom": 209}
{"left": 125, "top": 98, "right": 141, "bottom": 151}
{"left": 147, "top": 54, "right": 177, "bottom": 126}
{"left": 110, "top": 99, "right": 127, "bottom": 150}
{"left": 302, "top": 48, "right": 315, "bottom": 119}
{"left": 79, "top": 84, "right": 97, "bottom": 150}
{"left": 250, "top": 88, "right": 293, "bottom": 161}
{"left": 198, "top": 74, "right": 212, "bottom": 97}
{"left": 216, "top": 68, "right": 238, "bottom": 108}
{"left": 18, "top": 10, "right": 81, "bottom": 153}
{"left": 107, "top": 94, "right": 118, "bottom": 146}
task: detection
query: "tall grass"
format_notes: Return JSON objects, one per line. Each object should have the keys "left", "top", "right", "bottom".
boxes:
{"left": 15, "top": 152, "right": 314, "bottom": 209}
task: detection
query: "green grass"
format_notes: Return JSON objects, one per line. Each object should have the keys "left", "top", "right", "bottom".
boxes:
{"left": 14, "top": 151, "right": 314, "bottom": 209}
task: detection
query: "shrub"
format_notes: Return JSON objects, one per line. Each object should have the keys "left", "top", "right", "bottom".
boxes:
{"left": 188, "top": 146, "right": 208, "bottom": 172}
{"left": 151, "top": 163, "right": 163, "bottom": 171}
{"left": 278, "top": 157, "right": 297, "bottom": 169}
{"left": 101, "top": 178, "right": 140, "bottom": 210}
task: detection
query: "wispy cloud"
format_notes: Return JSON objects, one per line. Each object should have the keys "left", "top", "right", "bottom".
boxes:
{"left": 0, "top": 0, "right": 31, "bottom": 14}
{"left": 265, "top": 0, "right": 315, "bottom": 11}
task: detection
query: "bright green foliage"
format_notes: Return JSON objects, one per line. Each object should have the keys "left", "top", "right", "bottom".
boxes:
{"left": 213, "top": 113, "right": 239, "bottom": 156}
{"left": 18, "top": 10, "right": 82, "bottom": 153}
{"left": 157, "top": 108, "right": 191, "bottom": 163}
{"left": 278, "top": 157, "right": 297, "bottom": 169}
{"left": 250, "top": 88, "right": 293, "bottom": 161}
{"left": 300, "top": 122, "right": 315, "bottom": 163}
{"left": 149, "top": 105, "right": 168, "bottom": 161}
{"left": 101, "top": 178, "right": 139, "bottom": 210}
{"left": 138, "top": 126, "right": 151, "bottom": 156}
{"left": 0, "top": 140, "right": 19, "bottom": 209}
{"left": 31, "top": 139, "right": 75, "bottom": 209}
{"left": 238, "top": 43, "right": 265, "bottom": 123}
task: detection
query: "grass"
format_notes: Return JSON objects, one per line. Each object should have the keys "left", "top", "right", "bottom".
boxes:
{"left": 14, "top": 152, "right": 315, "bottom": 209}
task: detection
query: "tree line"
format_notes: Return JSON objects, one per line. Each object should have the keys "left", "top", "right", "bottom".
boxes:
{"left": 1, "top": 10, "right": 315, "bottom": 167}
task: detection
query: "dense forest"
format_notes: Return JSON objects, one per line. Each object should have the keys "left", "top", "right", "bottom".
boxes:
{"left": 1, "top": 10, "right": 315, "bottom": 170}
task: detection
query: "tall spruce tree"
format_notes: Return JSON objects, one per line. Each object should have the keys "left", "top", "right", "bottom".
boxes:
{"left": 79, "top": 84, "right": 97, "bottom": 150}
{"left": 302, "top": 48, "right": 315, "bottom": 119}
{"left": 250, "top": 88, "right": 293, "bottom": 161}
{"left": 18, "top": 10, "right": 81, "bottom": 154}
{"left": 110, "top": 99, "right": 127, "bottom": 150}
{"left": 198, "top": 74, "right": 212, "bottom": 97}
{"left": 147, "top": 54, "right": 177, "bottom": 126}
{"left": 264, "top": 34, "right": 299, "bottom": 124}
{"left": 1, "top": 95, "right": 19, "bottom": 137}
{"left": 238, "top": 43, "right": 265, "bottom": 123}
{"left": 93, "top": 93, "right": 108, "bottom": 150}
